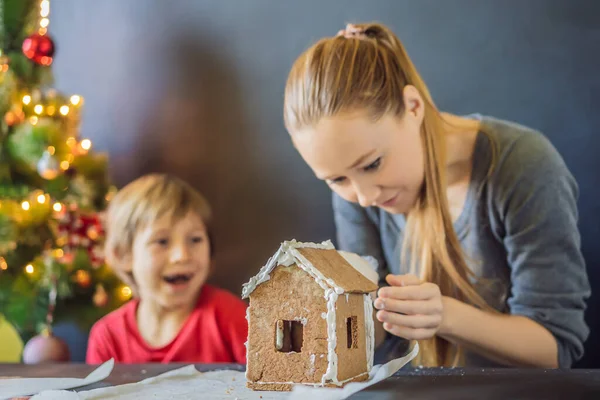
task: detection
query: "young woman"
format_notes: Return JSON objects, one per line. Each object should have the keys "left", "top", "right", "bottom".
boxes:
{"left": 283, "top": 22, "right": 590, "bottom": 368}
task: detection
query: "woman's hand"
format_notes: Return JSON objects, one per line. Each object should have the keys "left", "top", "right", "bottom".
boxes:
{"left": 374, "top": 274, "right": 445, "bottom": 340}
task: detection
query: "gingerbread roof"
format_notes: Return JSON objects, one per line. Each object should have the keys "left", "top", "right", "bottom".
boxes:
{"left": 242, "top": 240, "right": 379, "bottom": 299}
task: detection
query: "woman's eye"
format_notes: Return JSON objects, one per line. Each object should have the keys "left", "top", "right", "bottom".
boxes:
{"left": 363, "top": 157, "right": 381, "bottom": 172}
{"left": 154, "top": 238, "right": 168, "bottom": 246}
{"left": 328, "top": 177, "right": 347, "bottom": 185}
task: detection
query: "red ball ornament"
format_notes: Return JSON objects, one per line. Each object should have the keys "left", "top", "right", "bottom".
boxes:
{"left": 22, "top": 332, "right": 70, "bottom": 364}
{"left": 22, "top": 33, "right": 55, "bottom": 66}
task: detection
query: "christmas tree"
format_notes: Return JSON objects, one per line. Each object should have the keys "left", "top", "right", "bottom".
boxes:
{"left": 0, "top": 0, "right": 129, "bottom": 352}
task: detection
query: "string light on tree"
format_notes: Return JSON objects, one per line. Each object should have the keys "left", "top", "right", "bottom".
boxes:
{"left": 119, "top": 285, "right": 132, "bottom": 301}
{"left": 22, "top": 0, "right": 55, "bottom": 66}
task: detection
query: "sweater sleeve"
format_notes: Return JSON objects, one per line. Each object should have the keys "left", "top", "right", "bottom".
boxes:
{"left": 332, "top": 192, "right": 389, "bottom": 283}
{"left": 493, "top": 132, "right": 591, "bottom": 368}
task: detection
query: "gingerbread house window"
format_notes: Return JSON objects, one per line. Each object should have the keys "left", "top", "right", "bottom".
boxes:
{"left": 275, "top": 320, "right": 303, "bottom": 353}
{"left": 347, "top": 316, "right": 358, "bottom": 349}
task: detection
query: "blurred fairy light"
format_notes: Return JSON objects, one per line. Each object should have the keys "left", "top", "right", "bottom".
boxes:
{"left": 81, "top": 139, "right": 92, "bottom": 150}
{"left": 120, "top": 286, "right": 132, "bottom": 300}
{"left": 21, "top": 201, "right": 30, "bottom": 210}
{"left": 25, "top": 264, "right": 34, "bottom": 274}
{"left": 70, "top": 95, "right": 81, "bottom": 105}
{"left": 40, "top": 0, "right": 50, "bottom": 17}
{"left": 53, "top": 202, "right": 62, "bottom": 212}
{"left": 39, "top": 0, "right": 50, "bottom": 34}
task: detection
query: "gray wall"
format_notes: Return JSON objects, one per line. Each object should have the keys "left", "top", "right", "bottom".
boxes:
{"left": 49, "top": 0, "right": 600, "bottom": 366}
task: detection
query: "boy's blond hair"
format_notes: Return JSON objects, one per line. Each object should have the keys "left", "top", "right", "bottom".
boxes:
{"left": 104, "top": 174, "right": 213, "bottom": 280}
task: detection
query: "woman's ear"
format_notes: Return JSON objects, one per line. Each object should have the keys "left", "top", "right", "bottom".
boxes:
{"left": 402, "top": 85, "right": 425, "bottom": 122}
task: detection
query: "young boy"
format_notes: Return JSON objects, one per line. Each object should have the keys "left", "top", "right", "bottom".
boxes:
{"left": 86, "top": 174, "right": 248, "bottom": 364}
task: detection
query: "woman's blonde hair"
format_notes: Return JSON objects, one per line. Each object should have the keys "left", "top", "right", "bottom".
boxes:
{"left": 104, "top": 174, "right": 213, "bottom": 292}
{"left": 284, "top": 22, "right": 493, "bottom": 367}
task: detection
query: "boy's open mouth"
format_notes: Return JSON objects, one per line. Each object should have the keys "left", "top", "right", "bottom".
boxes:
{"left": 162, "top": 273, "right": 194, "bottom": 284}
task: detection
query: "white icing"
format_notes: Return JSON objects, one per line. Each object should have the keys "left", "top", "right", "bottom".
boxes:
{"left": 241, "top": 240, "right": 336, "bottom": 299}
{"left": 338, "top": 250, "right": 379, "bottom": 285}
{"left": 278, "top": 250, "right": 295, "bottom": 267}
{"left": 298, "top": 317, "right": 308, "bottom": 325}
{"left": 321, "top": 288, "right": 339, "bottom": 385}
{"left": 345, "top": 294, "right": 349, "bottom": 303}
{"left": 364, "top": 293, "right": 375, "bottom": 371}
{"left": 245, "top": 307, "right": 251, "bottom": 380}
{"left": 308, "top": 353, "right": 316, "bottom": 376}
{"left": 321, "top": 312, "right": 327, "bottom": 319}
{"left": 275, "top": 321, "right": 284, "bottom": 351}
{"left": 241, "top": 247, "right": 281, "bottom": 298}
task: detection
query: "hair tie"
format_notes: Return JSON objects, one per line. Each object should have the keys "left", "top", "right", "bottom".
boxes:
{"left": 336, "top": 23, "right": 368, "bottom": 39}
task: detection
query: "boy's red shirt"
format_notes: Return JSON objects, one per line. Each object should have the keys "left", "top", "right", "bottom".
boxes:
{"left": 86, "top": 285, "right": 248, "bottom": 364}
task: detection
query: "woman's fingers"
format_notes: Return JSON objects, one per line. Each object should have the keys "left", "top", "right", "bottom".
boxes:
{"left": 381, "top": 322, "right": 436, "bottom": 341}
{"left": 385, "top": 274, "right": 421, "bottom": 287}
{"left": 376, "top": 310, "right": 441, "bottom": 329}
{"left": 375, "top": 297, "right": 442, "bottom": 315}
{"left": 378, "top": 282, "right": 440, "bottom": 301}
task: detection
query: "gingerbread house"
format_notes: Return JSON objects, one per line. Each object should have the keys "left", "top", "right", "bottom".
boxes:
{"left": 242, "top": 240, "right": 379, "bottom": 391}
